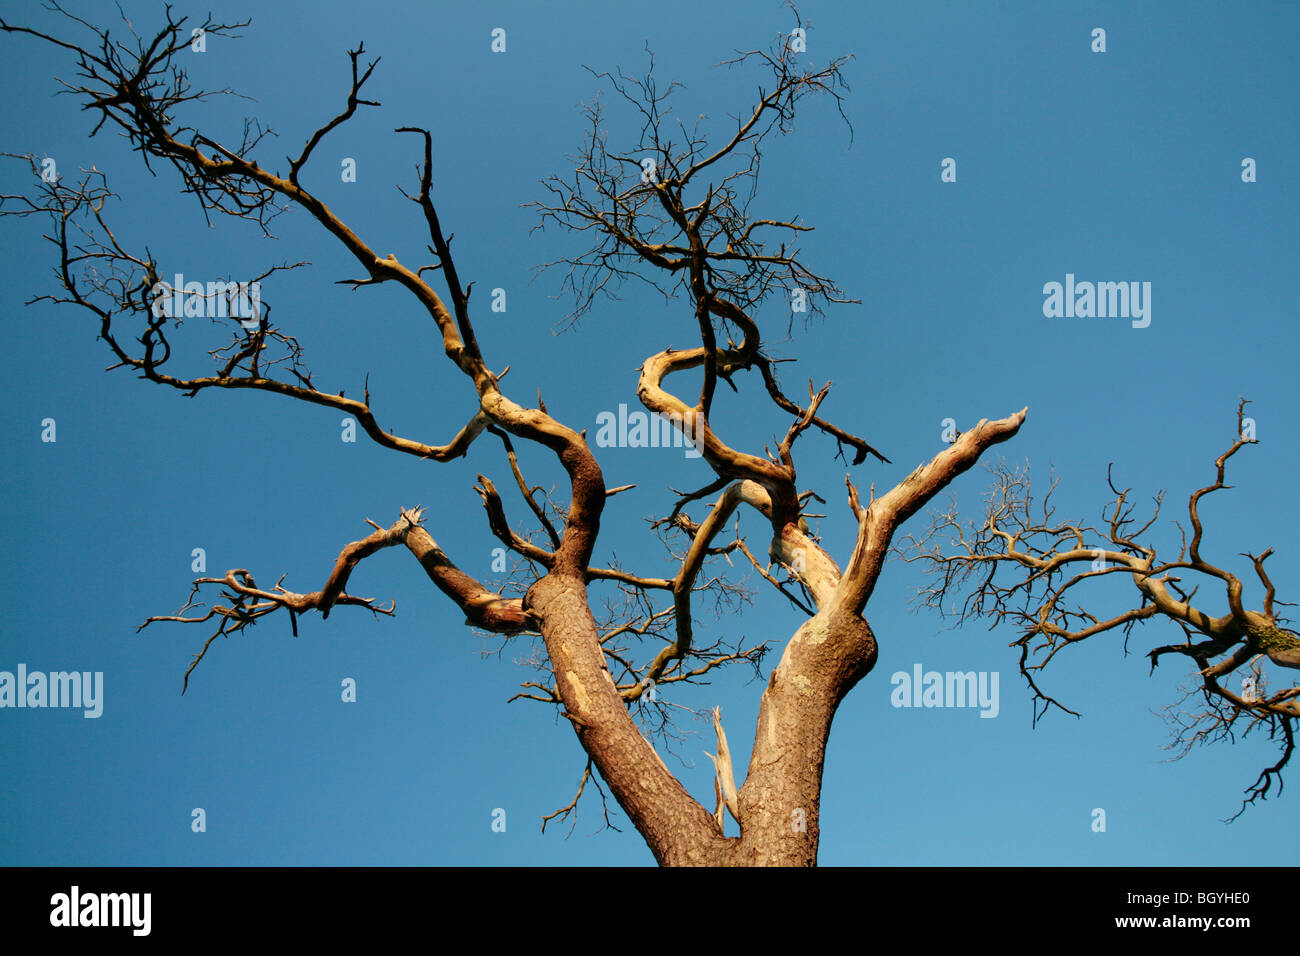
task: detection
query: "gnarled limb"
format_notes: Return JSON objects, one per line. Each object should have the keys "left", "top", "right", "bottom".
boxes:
{"left": 837, "top": 408, "right": 1029, "bottom": 617}
{"left": 141, "top": 510, "right": 424, "bottom": 691}
{"left": 902, "top": 399, "right": 1297, "bottom": 815}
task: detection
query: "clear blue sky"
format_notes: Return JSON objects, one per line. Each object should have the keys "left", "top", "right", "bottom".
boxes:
{"left": 0, "top": 0, "right": 1296, "bottom": 866}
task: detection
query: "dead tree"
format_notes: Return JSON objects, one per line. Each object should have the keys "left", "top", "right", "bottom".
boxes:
{"left": 0, "top": 5, "right": 1033, "bottom": 865}
{"left": 902, "top": 399, "right": 1298, "bottom": 821}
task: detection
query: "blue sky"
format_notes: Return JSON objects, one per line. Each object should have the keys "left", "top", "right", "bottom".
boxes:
{"left": 0, "top": 0, "right": 1296, "bottom": 866}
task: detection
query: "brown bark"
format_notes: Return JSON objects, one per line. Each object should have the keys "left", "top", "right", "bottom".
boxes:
{"left": 528, "top": 572, "right": 728, "bottom": 865}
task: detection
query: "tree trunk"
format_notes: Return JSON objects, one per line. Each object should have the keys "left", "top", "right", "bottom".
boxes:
{"left": 533, "top": 568, "right": 878, "bottom": 866}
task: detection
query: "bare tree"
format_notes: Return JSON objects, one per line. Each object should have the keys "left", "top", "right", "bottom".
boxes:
{"left": 902, "top": 399, "right": 1299, "bottom": 821}
{"left": 43, "top": 3, "right": 1300, "bottom": 865}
